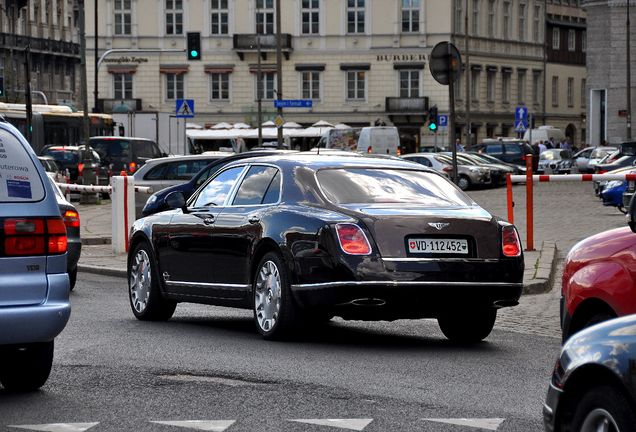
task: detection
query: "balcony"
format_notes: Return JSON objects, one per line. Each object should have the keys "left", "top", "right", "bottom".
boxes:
{"left": 233, "top": 34, "right": 293, "bottom": 60}
{"left": 386, "top": 97, "right": 429, "bottom": 126}
{"left": 0, "top": 33, "right": 79, "bottom": 57}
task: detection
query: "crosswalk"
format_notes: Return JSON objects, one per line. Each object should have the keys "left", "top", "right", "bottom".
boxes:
{"left": 6, "top": 418, "right": 506, "bottom": 431}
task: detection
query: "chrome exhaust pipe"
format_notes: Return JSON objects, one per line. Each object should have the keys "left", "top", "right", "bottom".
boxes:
{"left": 350, "top": 298, "right": 386, "bottom": 307}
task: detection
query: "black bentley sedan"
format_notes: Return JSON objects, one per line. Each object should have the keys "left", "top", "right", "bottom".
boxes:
{"left": 127, "top": 154, "right": 524, "bottom": 341}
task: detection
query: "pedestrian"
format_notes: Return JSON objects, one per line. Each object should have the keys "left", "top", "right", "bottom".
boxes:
{"left": 455, "top": 139, "right": 465, "bottom": 152}
{"left": 538, "top": 141, "right": 547, "bottom": 153}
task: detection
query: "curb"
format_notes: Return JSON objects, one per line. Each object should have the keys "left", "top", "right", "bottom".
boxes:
{"left": 78, "top": 264, "right": 126, "bottom": 278}
{"left": 523, "top": 241, "right": 558, "bottom": 295}
{"left": 81, "top": 237, "right": 112, "bottom": 245}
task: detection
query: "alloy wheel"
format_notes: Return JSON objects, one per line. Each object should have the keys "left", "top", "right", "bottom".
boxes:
{"left": 130, "top": 249, "right": 152, "bottom": 314}
{"left": 580, "top": 408, "right": 619, "bottom": 432}
{"left": 254, "top": 260, "right": 282, "bottom": 332}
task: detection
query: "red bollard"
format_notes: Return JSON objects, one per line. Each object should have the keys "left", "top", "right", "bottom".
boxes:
{"left": 506, "top": 174, "right": 514, "bottom": 224}
{"left": 525, "top": 154, "right": 534, "bottom": 251}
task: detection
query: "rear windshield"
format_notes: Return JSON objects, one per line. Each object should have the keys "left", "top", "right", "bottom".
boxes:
{"left": 590, "top": 148, "right": 616, "bottom": 158}
{"left": 133, "top": 140, "right": 162, "bottom": 159}
{"left": 0, "top": 128, "right": 45, "bottom": 203}
{"left": 42, "top": 148, "right": 79, "bottom": 164}
{"left": 317, "top": 168, "right": 473, "bottom": 207}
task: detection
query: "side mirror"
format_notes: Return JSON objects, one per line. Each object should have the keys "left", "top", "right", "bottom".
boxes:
{"left": 165, "top": 191, "right": 187, "bottom": 211}
{"left": 629, "top": 193, "right": 636, "bottom": 233}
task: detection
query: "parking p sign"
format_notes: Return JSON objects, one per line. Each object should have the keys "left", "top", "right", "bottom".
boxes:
{"left": 438, "top": 115, "right": 448, "bottom": 128}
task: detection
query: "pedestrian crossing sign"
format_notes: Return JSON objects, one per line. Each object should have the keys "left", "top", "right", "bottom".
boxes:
{"left": 514, "top": 121, "right": 527, "bottom": 132}
{"left": 175, "top": 99, "right": 195, "bottom": 118}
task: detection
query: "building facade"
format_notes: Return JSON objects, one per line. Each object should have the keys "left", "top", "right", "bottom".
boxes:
{"left": 85, "top": 0, "right": 585, "bottom": 151}
{"left": 583, "top": 0, "right": 635, "bottom": 146}
{"left": 1, "top": 0, "right": 80, "bottom": 105}
{"left": 545, "top": 0, "right": 586, "bottom": 146}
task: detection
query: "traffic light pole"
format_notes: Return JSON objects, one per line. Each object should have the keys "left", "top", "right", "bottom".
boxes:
{"left": 275, "top": 0, "right": 283, "bottom": 148}
{"left": 448, "top": 45, "right": 458, "bottom": 184}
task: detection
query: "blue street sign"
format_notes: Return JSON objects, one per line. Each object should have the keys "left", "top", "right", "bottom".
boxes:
{"left": 176, "top": 99, "right": 195, "bottom": 118}
{"left": 274, "top": 99, "right": 313, "bottom": 108}
{"left": 514, "top": 106, "right": 528, "bottom": 132}
{"left": 438, "top": 114, "right": 449, "bottom": 128}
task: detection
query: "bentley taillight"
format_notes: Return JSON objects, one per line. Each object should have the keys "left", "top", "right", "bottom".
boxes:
{"left": 335, "top": 224, "right": 372, "bottom": 255}
{"left": 501, "top": 225, "right": 522, "bottom": 257}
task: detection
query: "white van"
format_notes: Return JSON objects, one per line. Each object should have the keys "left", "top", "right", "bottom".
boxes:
{"left": 522, "top": 126, "right": 565, "bottom": 144}
{"left": 356, "top": 126, "right": 400, "bottom": 155}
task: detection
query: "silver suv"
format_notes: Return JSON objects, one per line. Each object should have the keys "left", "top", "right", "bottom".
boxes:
{"left": 0, "top": 120, "right": 71, "bottom": 391}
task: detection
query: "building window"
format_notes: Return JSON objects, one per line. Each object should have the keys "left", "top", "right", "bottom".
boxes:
{"left": 532, "top": 71, "right": 541, "bottom": 105}
{"left": 166, "top": 73, "right": 184, "bottom": 101}
{"left": 455, "top": 0, "right": 463, "bottom": 34}
{"left": 113, "top": 73, "right": 133, "bottom": 99}
{"left": 487, "top": 70, "right": 496, "bottom": 103}
{"left": 347, "top": 0, "right": 365, "bottom": 34}
{"left": 114, "top": 0, "right": 132, "bottom": 35}
{"left": 455, "top": 69, "right": 462, "bottom": 100}
{"left": 402, "top": 0, "right": 420, "bottom": 33}
{"left": 568, "top": 29, "right": 576, "bottom": 51}
{"left": 472, "top": 0, "right": 479, "bottom": 36}
{"left": 301, "top": 71, "right": 321, "bottom": 100}
{"left": 502, "top": 71, "right": 511, "bottom": 103}
{"left": 487, "top": 0, "right": 496, "bottom": 38}
{"left": 210, "top": 73, "right": 230, "bottom": 101}
{"left": 257, "top": 72, "right": 276, "bottom": 100}
{"left": 518, "top": 70, "right": 526, "bottom": 103}
{"left": 165, "top": 0, "right": 183, "bottom": 35}
{"left": 533, "top": 5, "right": 541, "bottom": 42}
{"left": 346, "top": 70, "right": 366, "bottom": 100}
{"left": 399, "top": 70, "right": 419, "bottom": 98}
{"left": 256, "top": 0, "right": 275, "bottom": 34}
{"left": 567, "top": 77, "right": 574, "bottom": 107}
{"left": 211, "top": 0, "right": 229, "bottom": 35}
{"left": 582, "top": 30, "right": 586, "bottom": 52}
{"left": 301, "top": 0, "right": 320, "bottom": 34}
{"left": 581, "top": 78, "right": 586, "bottom": 108}
{"left": 518, "top": 3, "right": 526, "bottom": 41}
{"left": 471, "top": 69, "right": 480, "bottom": 101}
{"left": 552, "top": 76, "right": 559, "bottom": 106}
{"left": 502, "top": 1, "right": 511, "bottom": 39}
{"left": 552, "top": 27, "right": 560, "bottom": 50}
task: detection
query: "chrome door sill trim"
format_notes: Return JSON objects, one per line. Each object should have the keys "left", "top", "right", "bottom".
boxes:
{"left": 291, "top": 281, "right": 523, "bottom": 289}
{"left": 382, "top": 258, "right": 500, "bottom": 263}
{"left": 166, "top": 281, "right": 250, "bottom": 290}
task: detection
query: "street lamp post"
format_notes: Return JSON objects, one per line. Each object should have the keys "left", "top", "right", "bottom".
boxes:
{"left": 94, "top": 0, "right": 99, "bottom": 112}
{"left": 275, "top": 0, "right": 283, "bottom": 148}
{"left": 627, "top": 0, "right": 633, "bottom": 140}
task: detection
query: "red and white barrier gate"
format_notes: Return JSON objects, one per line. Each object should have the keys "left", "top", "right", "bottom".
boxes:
{"left": 57, "top": 178, "right": 153, "bottom": 254}
{"left": 506, "top": 165, "right": 636, "bottom": 252}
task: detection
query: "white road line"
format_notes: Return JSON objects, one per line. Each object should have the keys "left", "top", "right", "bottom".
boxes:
{"left": 150, "top": 420, "right": 236, "bottom": 431}
{"left": 421, "top": 418, "right": 505, "bottom": 430}
{"left": 7, "top": 423, "right": 100, "bottom": 432}
{"left": 290, "top": 419, "right": 374, "bottom": 431}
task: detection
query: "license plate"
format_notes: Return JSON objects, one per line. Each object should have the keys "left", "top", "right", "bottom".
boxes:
{"left": 407, "top": 238, "right": 469, "bottom": 254}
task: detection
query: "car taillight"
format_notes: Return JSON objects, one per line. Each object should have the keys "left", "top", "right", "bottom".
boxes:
{"left": 3, "top": 217, "right": 67, "bottom": 256}
{"left": 551, "top": 359, "right": 565, "bottom": 389}
{"left": 396, "top": 148, "right": 401, "bottom": 156}
{"left": 77, "top": 163, "right": 85, "bottom": 175}
{"left": 63, "top": 210, "right": 80, "bottom": 228}
{"left": 598, "top": 169, "right": 607, "bottom": 174}
{"left": 335, "top": 223, "right": 372, "bottom": 255}
{"left": 129, "top": 162, "right": 137, "bottom": 173}
{"left": 367, "top": 146, "right": 373, "bottom": 154}
{"left": 501, "top": 225, "right": 521, "bottom": 257}
{"left": 443, "top": 166, "right": 452, "bottom": 172}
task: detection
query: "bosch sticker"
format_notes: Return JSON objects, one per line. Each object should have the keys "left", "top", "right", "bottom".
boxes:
{"left": 7, "top": 179, "right": 32, "bottom": 199}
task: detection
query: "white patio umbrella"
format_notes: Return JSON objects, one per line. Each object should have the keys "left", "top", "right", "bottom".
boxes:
{"left": 211, "top": 122, "right": 232, "bottom": 129}
{"left": 334, "top": 123, "right": 352, "bottom": 129}
{"left": 261, "top": 120, "right": 277, "bottom": 128}
{"left": 186, "top": 122, "right": 204, "bottom": 129}
{"left": 233, "top": 122, "right": 251, "bottom": 129}
{"left": 312, "top": 120, "right": 334, "bottom": 127}
{"left": 283, "top": 121, "right": 303, "bottom": 129}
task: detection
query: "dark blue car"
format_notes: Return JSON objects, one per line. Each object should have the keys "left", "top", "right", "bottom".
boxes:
{"left": 600, "top": 180, "right": 628, "bottom": 212}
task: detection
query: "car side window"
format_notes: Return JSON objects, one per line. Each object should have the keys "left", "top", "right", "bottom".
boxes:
{"left": 419, "top": 157, "right": 432, "bottom": 167}
{"left": 193, "top": 166, "right": 245, "bottom": 208}
{"left": 145, "top": 164, "right": 169, "bottom": 180}
{"left": 261, "top": 171, "right": 281, "bottom": 205}
{"left": 504, "top": 144, "right": 522, "bottom": 155}
{"left": 232, "top": 166, "right": 279, "bottom": 206}
{"left": 486, "top": 144, "right": 504, "bottom": 155}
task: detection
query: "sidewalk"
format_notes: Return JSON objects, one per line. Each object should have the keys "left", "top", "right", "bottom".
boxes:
{"left": 75, "top": 201, "right": 558, "bottom": 294}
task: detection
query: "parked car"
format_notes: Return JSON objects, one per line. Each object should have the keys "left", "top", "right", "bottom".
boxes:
{"left": 141, "top": 150, "right": 293, "bottom": 217}
{"left": 623, "top": 177, "right": 635, "bottom": 209}
{"left": 400, "top": 153, "right": 453, "bottom": 177}
{"left": 90, "top": 136, "right": 164, "bottom": 175}
{"left": 40, "top": 145, "right": 108, "bottom": 185}
{"left": 470, "top": 139, "right": 535, "bottom": 167}
{"left": 435, "top": 153, "right": 492, "bottom": 190}
{"left": 594, "top": 142, "right": 636, "bottom": 173}
{"left": 48, "top": 177, "right": 82, "bottom": 290}
{"left": 453, "top": 152, "right": 513, "bottom": 186}
{"left": 594, "top": 165, "right": 633, "bottom": 197}
{"left": 128, "top": 154, "right": 523, "bottom": 342}
{"left": 544, "top": 315, "right": 636, "bottom": 432}
{"left": 38, "top": 156, "right": 66, "bottom": 184}
{"left": 599, "top": 180, "right": 629, "bottom": 212}
{"left": 576, "top": 146, "right": 616, "bottom": 173}
{"left": 356, "top": 126, "right": 400, "bottom": 155}
{"left": 560, "top": 195, "right": 636, "bottom": 341}
{"left": 0, "top": 119, "right": 71, "bottom": 391}
{"left": 133, "top": 153, "right": 230, "bottom": 218}
{"left": 466, "top": 152, "right": 527, "bottom": 175}
{"left": 538, "top": 149, "right": 574, "bottom": 174}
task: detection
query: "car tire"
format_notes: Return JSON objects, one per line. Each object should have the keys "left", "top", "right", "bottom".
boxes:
{"left": 437, "top": 308, "right": 497, "bottom": 343}
{"left": 128, "top": 241, "right": 176, "bottom": 321}
{"left": 253, "top": 252, "right": 299, "bottom": 340}
{"left": 69, "top": 266, "right": 77, "bottom": 291}
{"left": 457, "top": 175, "right": 471, "bottom": 191}
{"left": 0, "top": 341, "right": 54, "bottom": 392}
{"left": 569, "top": 385, "right": 636, "bottom": 432}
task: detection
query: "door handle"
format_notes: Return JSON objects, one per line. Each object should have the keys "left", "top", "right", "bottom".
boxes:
{"left": 248, "top": 216, "right": 260, "bottom": 224}
{"left": 203, "top": 216, "right": 215, "bottom": 225}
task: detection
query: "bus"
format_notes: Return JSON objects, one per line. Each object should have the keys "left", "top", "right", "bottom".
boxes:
{"left": 0, "top": 103, "right": 114, "bottom": 154}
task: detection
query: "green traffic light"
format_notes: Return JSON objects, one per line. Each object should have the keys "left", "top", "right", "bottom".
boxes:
{"left": 428, "top": 123, "right": 438, "bottom": 132}
{"left": 190, "top": 50, "right": 198, "bottom": 58}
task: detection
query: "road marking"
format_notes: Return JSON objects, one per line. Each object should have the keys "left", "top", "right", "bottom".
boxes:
{"left": 150, "top": 420, "right": 236, "bottom": 431}
{"left": 8, "top": 423, "right": 100, "bottom": 432}
{"left": 290, "top": 419, "right": 373, "bottom": 431}
{"left": 422, "top": 418, "right": 505, "bottom": 430}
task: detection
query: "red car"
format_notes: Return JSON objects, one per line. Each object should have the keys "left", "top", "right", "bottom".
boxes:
{"left": 561, "top": 209, "right": 636, "bottom": 341}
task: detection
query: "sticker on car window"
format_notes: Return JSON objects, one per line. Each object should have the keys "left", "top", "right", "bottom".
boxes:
{"left": 6, "top": 179, "right": 32, "bottom": 199}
